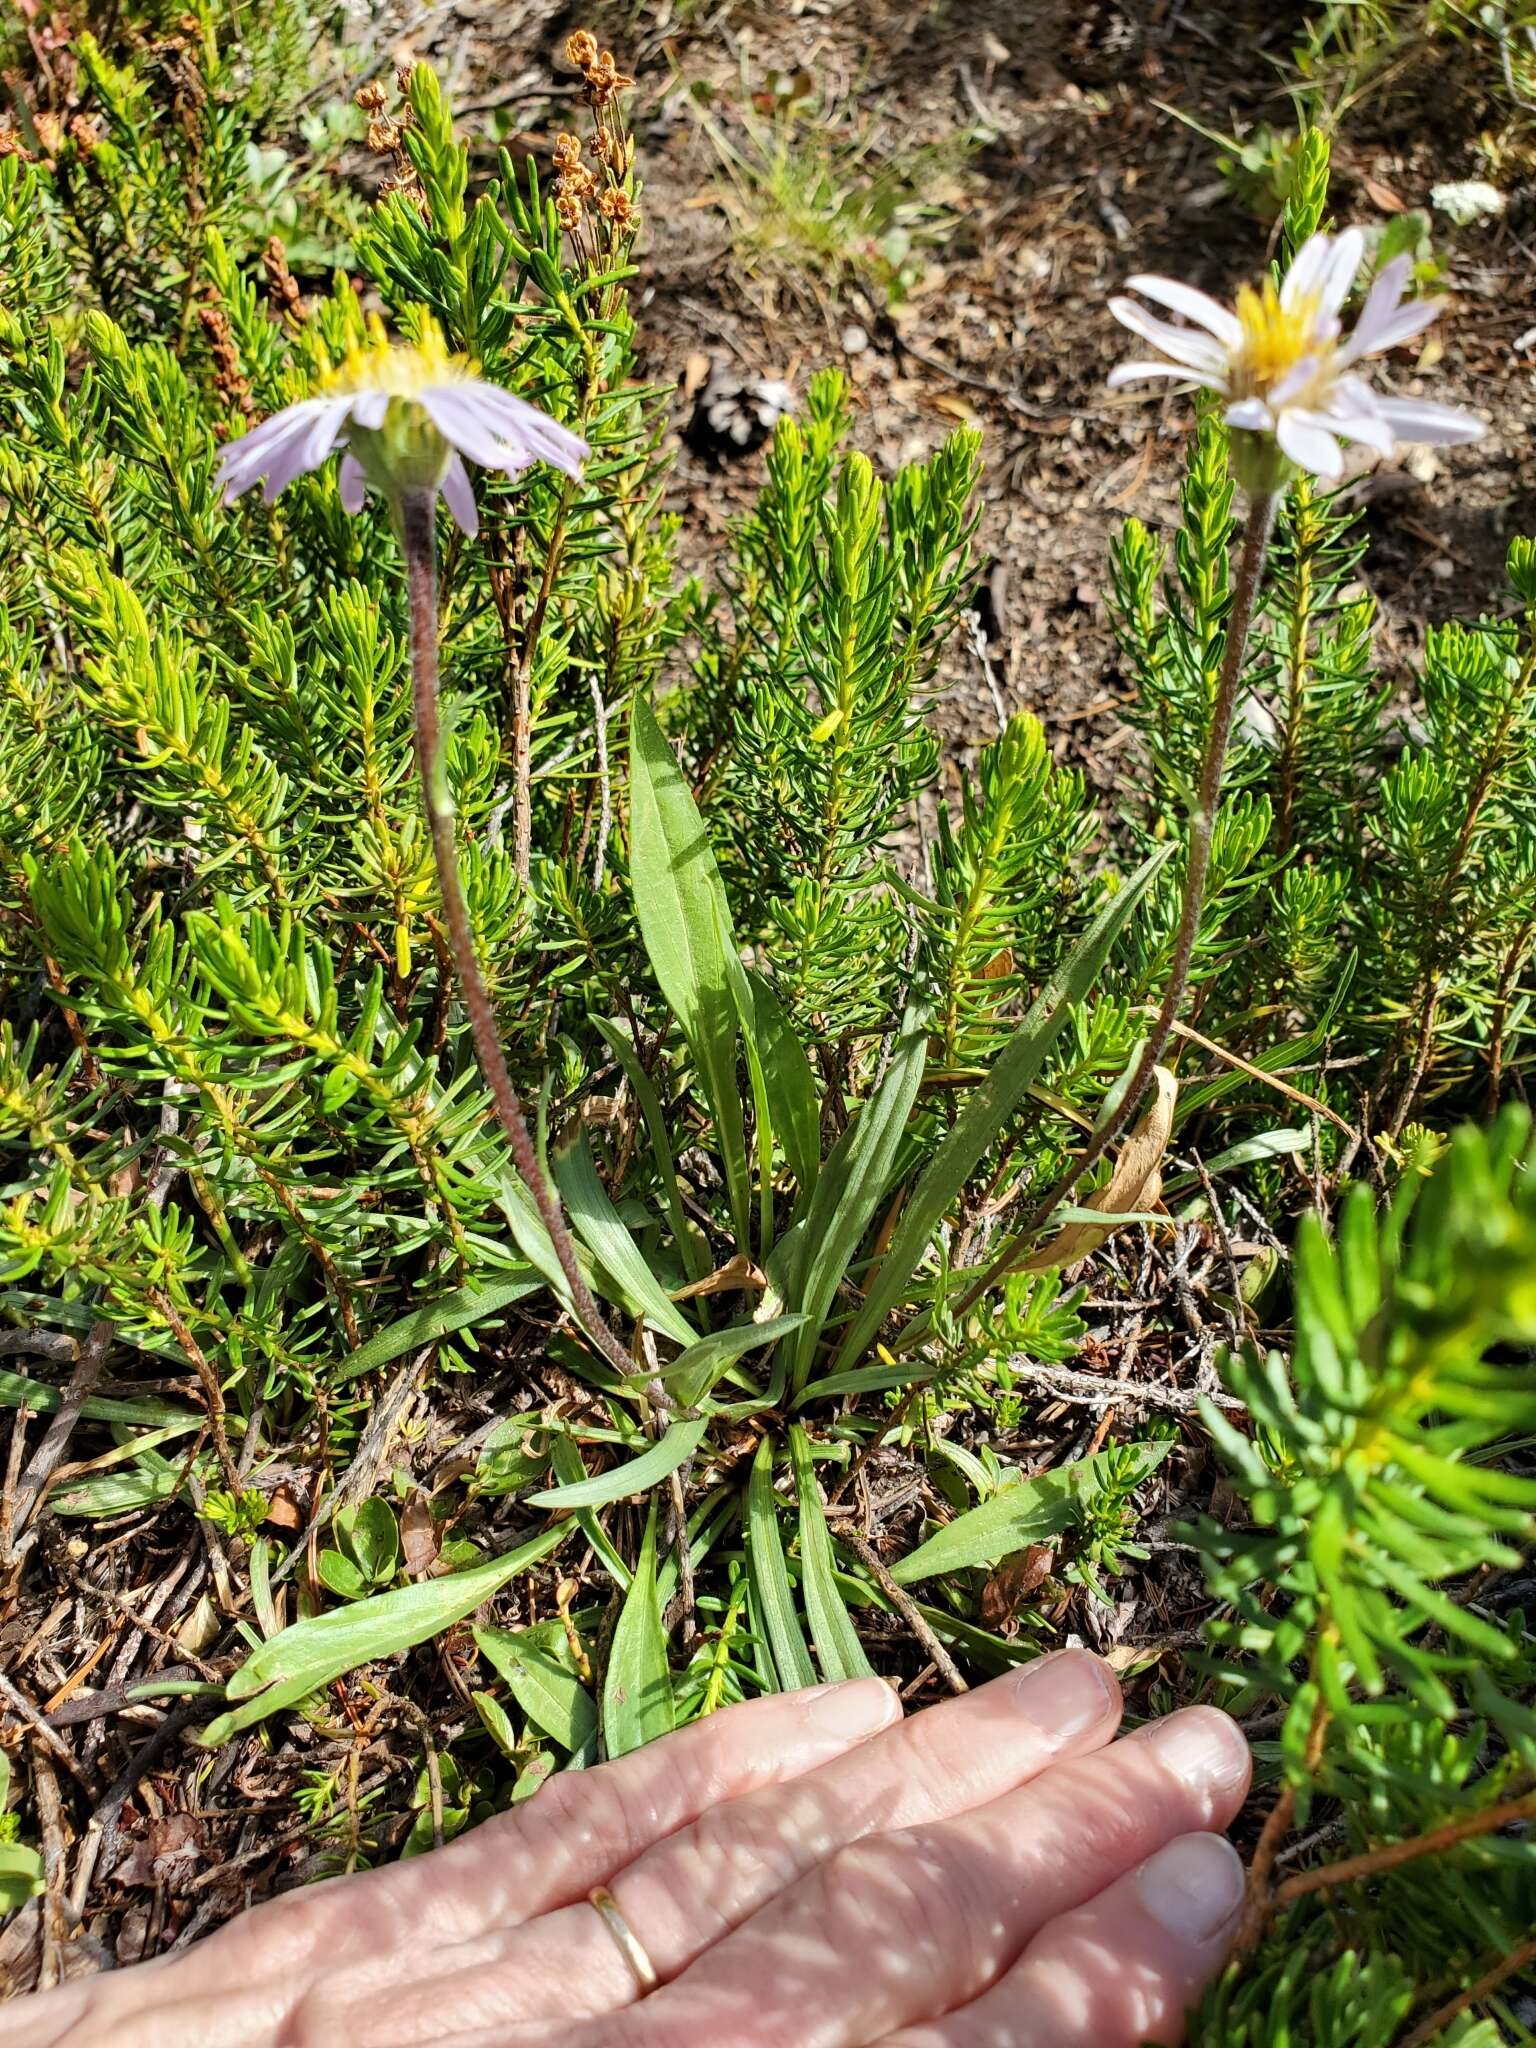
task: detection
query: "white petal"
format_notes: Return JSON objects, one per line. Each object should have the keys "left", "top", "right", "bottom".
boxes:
{"left": 1297, "top": 402, "right": 1394, "bottom": 456}
{"left": 1107, "top": 360, "right": 1219, "bottom": 389}
{"left": 1372, "top": 396, "right": 1486, "bottom": 446}
{"left": 1343, "top": 253, "right": 1410, "bottom": 356}
{"left": 438, "top": 451, "right": 479, "bottom": 536}
{"left": 349, "top": 389, "right": 390, "bottom": 430}
{"left": 1123, "top": 274, "right": 1242, "bottom": 348}
{"left": 1276, "top": 408, "right": 1346, "bottom": 480}
{"left": 453, "top": 379, "right": 588, "bottom": 477}
{"left": 1224, "top": 398, "right": 1274, "bottom": 430}
{"left": 1280, "top": 232, "right": 1333, "bottom": 309}
{"left": 1315, "top": 227, "right": 1365, "bottom": 317}
{"left": 214, "top": 398, "right": 331, "bottom": 497}
{"left": 259, "top": 401, "right": 347, "bottom": 501}
{"left": 417, "top": 388, "right": 522, "bottom": 470}
{"left": 1282, "top": 226, "right": 1365, "bottom": 324}
{"left": 1362, "top": 298, "right": 1442, "bottom": 354}
{"left": 1107, "top": 297, "right": 1227, "bottom": 374}
{"left": 1328, "top": 375, "right": 1392, "bottom": 434}
{"left": 1346, "top": 296, "right": 1442, "bottom": 361}
{"left": 1268, "top": 356, "right": 1323, "bottom": 408}
{"left": 338, "top": 451, "right": 368, "bottom": 514}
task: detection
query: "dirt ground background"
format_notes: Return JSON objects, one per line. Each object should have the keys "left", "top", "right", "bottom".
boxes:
{"left": 375, "top": 0, "right": 1536, "bottom": 785}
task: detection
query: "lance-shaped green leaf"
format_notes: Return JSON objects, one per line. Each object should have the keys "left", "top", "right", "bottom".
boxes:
{"left": 593, "top": 1016, "right": 709, "bottom": 1286}
{"left": 628, "top": 695, "right": 752, "bottom": 1246}
{"left": 553, "top": 1127, "right": 697, "bottom": 1348}
{"left": 745, "top": 1435, "right": 816, "bottom": 1691}
{"left": 333, "top": 1271, "right": 541, "bottom": 1384}
{"left": 603, "top": 1504, "right": 674, "bottom": 1757}
{"left": 789, "top": 1425, "right": 873, "bottom": 1680}
{"left": 526, "top": 1417, "right": 709, "bottom": 1511}
{"left": 787, "top": 1018, "right": 927, "bottom": 1390}
{"left": 662, "top": 1313, "right": 805, "bottom": 1409}
{"left": 0, "top": 1369, "right": 200, "bottom": 1429}
{"left": 890, "top": 1441, "right": 1171, "bottom": 1585}
{"left": 0, "top": 1754, "right": 43, "bottom": 1912}
{"left": 475, "top": 1620, "right": 598, "bottom": 1755}
{"left": 201, "top": 1525, "right": 570, "bottom": 1744}
{"left": 748, "top": 970, "right": 821, "bottom": 1196}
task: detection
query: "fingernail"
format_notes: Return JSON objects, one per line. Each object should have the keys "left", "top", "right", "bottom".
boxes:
{"left": 1137, "top": 1707, "right": 1250, "bottom": 1800}
{"left": 1138, "top": 1833, "right": 1245, "bottom": 1942}
{"left": 807, "top": 1677, "right": 902, "bottom": 1741}
{"left": 1010, "top": 1649, "right": 1118, "bottom": 1743}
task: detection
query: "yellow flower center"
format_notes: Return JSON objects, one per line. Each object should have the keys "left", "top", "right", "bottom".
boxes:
{"left": 322, "top": 319, "right": 472, "bottom": 399}
{"left": 1232, "top": 280, "right": 1322, "bottom": 395}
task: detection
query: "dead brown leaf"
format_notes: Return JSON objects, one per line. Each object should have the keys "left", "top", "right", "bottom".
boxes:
{"left": 113, "top": 1813, "right": 203, "bottom": 1891}
{"left": 263, "top": 1481, "right": 304, "bottom": 1531}
{"left": 980, "top": 1543, "right": 1056, "bottom": 1629}
{"left": 672, "top": 1253, "right": 766, "bottom": 1299}
{"left": 1024, "top": 1066, "right": 1177, "bottom": 1272}
{"left": 400, "top": 1489, "right": 441, "bottom": 1578}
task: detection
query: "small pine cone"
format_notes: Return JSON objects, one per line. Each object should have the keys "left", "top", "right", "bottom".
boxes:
{"left": 688, "top": 366, "right": 793, "bottom": 462}
{"left": 197, "top": 300, "right": 253, "bottom": 416}
{"left": 378, "top": 168, "right": 428, "bottom": 212}
{"left": 1062, "top": 2, "right": 1141, "bottom": 85}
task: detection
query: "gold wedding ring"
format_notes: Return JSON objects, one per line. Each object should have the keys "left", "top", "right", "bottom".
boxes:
{"left": 587, "top": 1883, "right": 660, "bottom": 1996}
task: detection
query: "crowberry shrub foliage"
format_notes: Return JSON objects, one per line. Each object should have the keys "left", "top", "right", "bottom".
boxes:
{"left": 0, "top": 13, "right": 1533, "bottom": 2038}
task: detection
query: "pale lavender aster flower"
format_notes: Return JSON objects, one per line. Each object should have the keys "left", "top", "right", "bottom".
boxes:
{"left": 215, "top": 327, "right": 587, "bottom": 538}
{"left": 1107, "top": 230, "right": 1483, "bottom": 484}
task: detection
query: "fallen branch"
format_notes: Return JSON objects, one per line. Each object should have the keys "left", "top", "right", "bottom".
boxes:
{"left": 840, "top": 1525, "right": 968, "bottom": 1697}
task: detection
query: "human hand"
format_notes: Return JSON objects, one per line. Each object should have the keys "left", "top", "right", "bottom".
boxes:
{"left": 10, "top": 1651, "right": 1251, "bottom": 2048}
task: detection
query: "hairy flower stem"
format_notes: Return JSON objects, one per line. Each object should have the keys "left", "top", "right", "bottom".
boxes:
{"left": 399, "top": 488, "right": 635, "bottom": 1381}
{"left": 942, "top": 490, "right": 1278, "bottom": 1331}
